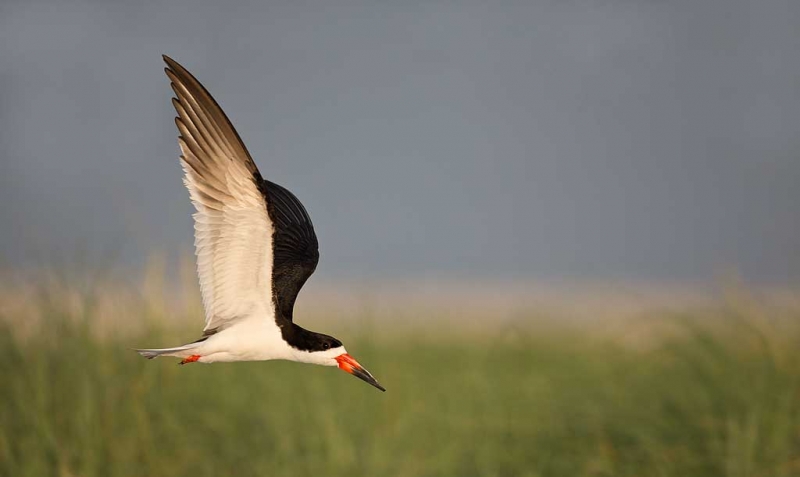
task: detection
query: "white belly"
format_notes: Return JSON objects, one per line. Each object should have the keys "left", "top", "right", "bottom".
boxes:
{"left": 193, "top": 315, "right": 294, "bottom": 363}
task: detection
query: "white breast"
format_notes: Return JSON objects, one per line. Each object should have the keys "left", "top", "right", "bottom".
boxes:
{"left": 190, "top": 309, "right": 294, "bottom": 363}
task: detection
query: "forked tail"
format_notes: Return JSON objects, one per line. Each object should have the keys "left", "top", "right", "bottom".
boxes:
{"left": 135, "top": 342, "right": 202, "bottom": 359}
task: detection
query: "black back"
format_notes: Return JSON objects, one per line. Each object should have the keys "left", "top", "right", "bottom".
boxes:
{"left": 258, "top": 177, "right": 341, "bottom": 352}
{"left": 258, "top": 177, "right": 319, "bottom": 320}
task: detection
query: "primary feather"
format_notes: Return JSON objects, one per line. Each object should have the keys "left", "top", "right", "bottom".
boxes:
{"left": 164, "top": 55, "right": 276, "bottom": 334}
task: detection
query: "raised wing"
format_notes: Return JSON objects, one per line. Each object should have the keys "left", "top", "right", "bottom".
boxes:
{"left": 164, "top": 55, "right": 274, "bottom": 333}
{"left": 261, "top": 179, "right": 319, "bottom": 322}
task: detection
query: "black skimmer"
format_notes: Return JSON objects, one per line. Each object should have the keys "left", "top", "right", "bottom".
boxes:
{"left": 136, "top": 56, "right": 385, "bottom": 392}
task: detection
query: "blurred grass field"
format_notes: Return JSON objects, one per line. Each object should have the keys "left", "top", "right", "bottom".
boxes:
{"left": 1, "top": 267, "right": 800, "bottom": 477}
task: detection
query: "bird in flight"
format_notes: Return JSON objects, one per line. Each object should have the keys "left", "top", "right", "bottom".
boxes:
{"left": 136, "top": 56, "right": 385, "bottom": 392}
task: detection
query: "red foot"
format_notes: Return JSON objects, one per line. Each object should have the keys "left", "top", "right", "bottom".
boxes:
{"left": 179, "top": 355, "right": 201, "bottom": 365}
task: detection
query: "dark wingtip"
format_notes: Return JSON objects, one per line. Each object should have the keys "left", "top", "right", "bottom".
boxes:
{"left": 162, "top": 55, "right": 184, "bottom": 78}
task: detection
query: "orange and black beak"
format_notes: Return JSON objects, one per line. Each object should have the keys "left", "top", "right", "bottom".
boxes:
{"left": 335, "top": 353, "right": 385, "bottom": 392}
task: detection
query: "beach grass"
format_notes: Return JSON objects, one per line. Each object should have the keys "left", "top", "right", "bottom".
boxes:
{"left": 1, "top": 273, "right": 799, "bottom": 477}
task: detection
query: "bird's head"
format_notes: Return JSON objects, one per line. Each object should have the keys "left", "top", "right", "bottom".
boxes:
{"left": 293, "top": 334, "right": 385, "bottom": 392}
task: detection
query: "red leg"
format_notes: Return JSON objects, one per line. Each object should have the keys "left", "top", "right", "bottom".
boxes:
{"left": 179, "top": 354, "right": 201, "bottom": 365}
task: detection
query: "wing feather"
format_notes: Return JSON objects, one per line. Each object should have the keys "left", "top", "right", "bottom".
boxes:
{"left": 164, "top": 55, "right": 274, "bottom": 332}
{"left": 261, "top": 180, "right": 319, "bottom": 322}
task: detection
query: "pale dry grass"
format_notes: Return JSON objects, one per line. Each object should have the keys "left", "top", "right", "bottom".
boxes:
{"left": 2, "top": 256, "right": 799, "bottom": 348}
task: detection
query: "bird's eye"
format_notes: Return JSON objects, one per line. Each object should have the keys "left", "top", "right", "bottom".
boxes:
{"left": 323, "top": 343, "right": 330, "bottom": 350}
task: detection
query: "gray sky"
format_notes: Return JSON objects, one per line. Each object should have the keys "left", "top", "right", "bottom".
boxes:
{"left": 1, "top": 0, "right": 799, "bottom": 283}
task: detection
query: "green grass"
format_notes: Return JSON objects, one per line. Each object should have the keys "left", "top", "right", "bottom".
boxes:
{"left": 2, "top": 293, "right": 800, "bottom": 476}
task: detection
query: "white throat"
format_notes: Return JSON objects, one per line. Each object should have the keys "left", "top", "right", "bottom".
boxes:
{"left": 290, "top": 345, "right": 347, "bottom": 366}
